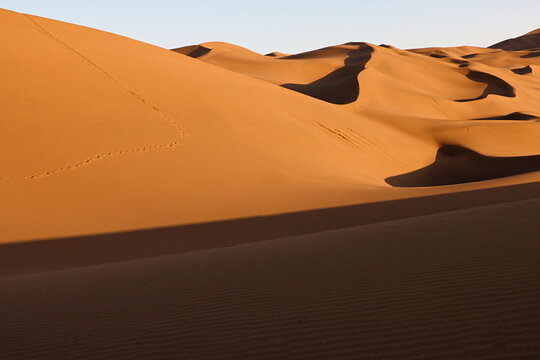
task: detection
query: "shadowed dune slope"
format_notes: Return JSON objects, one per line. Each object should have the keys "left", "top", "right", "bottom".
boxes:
{"left": 522, "top": 51, "right": 540, "bottom": 58}
{"left": 455, "top": 70, "right": 515, "bottom": 102}
{"left": 173, "top": 44, "right": 211, "bottom": 58}
{"left": 475, "top": 112, "right": 538, "bottom": 120}
{"left": 512, "top": 65, "right": 533, "bottom": 74}
{"left": 1, "top": 198, "right": 540, "bottom": 359}
{"left": 281, "top": 43, "right": 373, "bottom": 104}
{"left": 386, "top": 145, "right": 540, "bottom": 187}
{"left": 490, "top": 28, "right": 540, "bottom": 50}
{"left": 2, "top": 182, "right": 538, "bottom": 277}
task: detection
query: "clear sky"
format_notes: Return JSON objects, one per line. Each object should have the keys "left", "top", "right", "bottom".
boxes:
{"left": 2, "top": 0, "right": 539, "bottom": 54}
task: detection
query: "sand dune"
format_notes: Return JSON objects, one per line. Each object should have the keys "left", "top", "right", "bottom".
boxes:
{"left": 280, "top": 43, "right": 373, "bottom": 104}
{"left": 2, "top": 199, "right": 540, "bottom": 359}
{"left": 3, "top": 181, "right": 538, "bottom": 277}
{"left": 454, "top": 70, "right": 515, "bottom": 102}
{"left": 1, "top": 7, "right": 540, "bottom": 359}
{"left": 386, "top": 145, "right": 540, "bottom": 186}
{"left": 489, "top": 28, "right": 540, "bottom": 51}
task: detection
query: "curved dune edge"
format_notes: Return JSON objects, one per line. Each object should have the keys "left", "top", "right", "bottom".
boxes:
{"left": 385, "top": 145, "right": 540, "bottom": 187}
{"left": 280, "top": 43, "right": 373, "bottom": 104}
{"left": 454, "top": 70, "right": 515, "bottom": 102}
{"left": 512, "top": 65, "right": 533, "bottom": 74}
{"left": 474, "top": 112, "right": 538, "bottom": 120}
{"left": 1, "top": 181, "right": 537, "bottom": 277}
{"left": 522, "top": 51, "right": 540, "bottom": 58}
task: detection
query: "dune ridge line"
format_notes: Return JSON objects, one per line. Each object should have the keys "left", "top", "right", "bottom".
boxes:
{"left": 0, "top": 14, "right": 186, "bottom": 181}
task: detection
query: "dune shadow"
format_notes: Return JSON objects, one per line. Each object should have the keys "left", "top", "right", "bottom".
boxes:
{"left": 455, "top": 70, "right": 515, "bottom": 102}
{"left": 280, "top": 43, "right": 374, "bottom": 104}
{"left": 474, "top": 112, "right": 538, "bottom": 120}
{"left": 385, "top": 145, "right": 540, "bottom": 187}
{"left": 172, "top": 45, "right": 211, "bottom": 58}
{"left": 512, "top": 65, "right": 533, "bottom": 75}
{"left": 521, "top": 51, "right": 540, "bottom": 58}
{"left": 490, "top": 32, "right": 540, "bottom": 51}
{"left": 1, "top": 181, "right": 539, "bottom": 277}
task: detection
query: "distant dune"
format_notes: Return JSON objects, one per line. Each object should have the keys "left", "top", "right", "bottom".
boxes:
{"left": 489, "top": 28, "right": 540, "bottom": 51}
{"left": 1, "top": 8, "right": 540, "bottom": 359}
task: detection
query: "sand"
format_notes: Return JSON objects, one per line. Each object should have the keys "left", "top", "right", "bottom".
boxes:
{"left": 2, "top": 198, "right": 540, "bottom": 359}
{"left": 1, "top": 8, "right": 539, "bottom": 359}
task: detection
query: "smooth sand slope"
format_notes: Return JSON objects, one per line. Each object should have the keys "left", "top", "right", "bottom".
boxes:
{"left": 1, "top": 8, "right": 540, "bottom": 359}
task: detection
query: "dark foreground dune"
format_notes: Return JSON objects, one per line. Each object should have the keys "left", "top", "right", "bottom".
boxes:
{"left": 2, "top": 197, "right": 540, "bottom": 359}
{"left": 2, "top": 181, "right": 539, "bottom": 277}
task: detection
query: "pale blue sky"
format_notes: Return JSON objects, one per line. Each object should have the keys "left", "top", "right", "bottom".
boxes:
{"left": 2, "top": 1, "right": 539, "bottom": 54}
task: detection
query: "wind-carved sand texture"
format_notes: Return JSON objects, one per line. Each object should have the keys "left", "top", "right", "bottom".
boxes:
{"left": 1, "top": 8, "right": 540, "bottom": 360}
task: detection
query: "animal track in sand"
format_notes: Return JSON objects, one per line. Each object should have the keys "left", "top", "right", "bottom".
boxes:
{"left": 316, "top": 123, "right": 403, "bottom": 169}
{"left": 0, "top": 14, "right": 186, "bottom": 181}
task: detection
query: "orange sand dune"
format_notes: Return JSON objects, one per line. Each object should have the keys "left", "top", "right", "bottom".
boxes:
{"left": 1, "top": 8, "right": 540, "bottom": 359}
{"left": 1, "top": 9, "right": 539, "bottom": 242}
{"left": 489, "top": 28, "right": 540, "bottom": 50}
